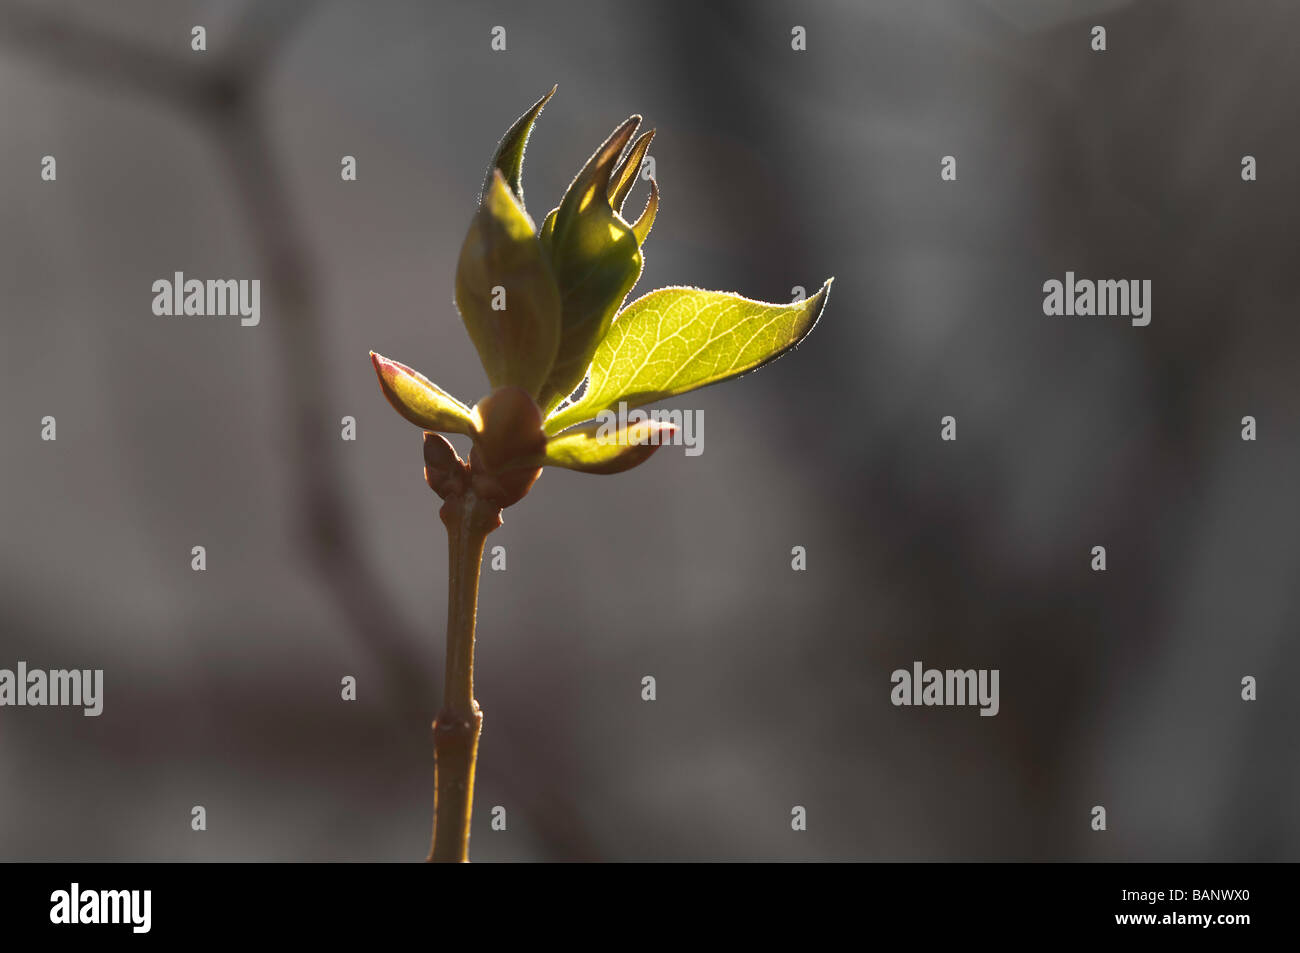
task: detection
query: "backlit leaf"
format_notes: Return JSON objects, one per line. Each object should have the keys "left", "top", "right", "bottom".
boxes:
{"left": 455, "top": 171, "right": 562, "bottom": 396}
{"left": 484, "top": 85, "right": 556, "bottom": 208}
{"left": 630, "top": 178, "right": 658, "bottom": 246}
{"left": 544, "top": 280, "right": 832, "bottom": 435}
{"left": 537, "top": 116, "right": 645, "bottom": 415}
{"left": 608, "top": 129, "right": 654, "bottom": 214}
{"left": 529, "top": 417, "right": 677, "bottom": 474}
{"left": 370, "top": 352, "right": 477, "bottom": 436}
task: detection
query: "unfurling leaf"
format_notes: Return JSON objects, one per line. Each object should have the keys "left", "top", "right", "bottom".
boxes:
{"left": 455, "top": 171, "right": 562, "bottom": 396}
{"left": 371, "top": 352, "right": 478, "bottom": 436}
{"left": 630, "top": 178, "right": 658, "bottom": 246}
{"left": 537, "top": 116, "right": 645, "bottom": 415}
{"left": 532, "top": 417, "right": 677, "bottom": 474}
{"left": 543, "top": 280, "right": 832, "bottom": 435}
{"left": 484, "top": 85, "right": 556, "bottom": 207}
{"left": 608, "top": 129, "right": 654, "bottom": 214}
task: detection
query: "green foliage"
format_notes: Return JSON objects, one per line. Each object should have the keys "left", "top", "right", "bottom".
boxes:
{"left": 609, "top": 130, "right": 654, "bottom": 213}
{"left": 544, "top": 281, "right": 832, "bottom": 435}
{"left": 536, "top": 116, "right": 645, "bottom": 414}
{"left": 370, "top": 89, "right": 831, "bottom": 501}
{"left": 524, "top": 417, "right": 677, "bottom": 475}
{"left": 455, "top": 171, "right": 561, "bottom": 397}
{"left": 629, "top": 179, "right": 658, "bottom": 245}
{"left": 371, "top": 352, "right": 477, "bottom": 436}
{"left": 484, "top": 85, "right": 555, "bottom": 206}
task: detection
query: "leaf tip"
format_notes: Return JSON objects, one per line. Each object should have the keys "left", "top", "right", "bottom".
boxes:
{"left": 610, "top": 128, "right": 658, "bottom": 214}
{"left": 601, "top": 115, "right": 643, "bottom": 174}
{"left": 650, "top": 421, "right": 678, "bottom": 442}
{"left": 631, "top": 178, "right": 659, "bottom": 245}
{"left": 812, "top": 277, "right": 834, "bottom": 309}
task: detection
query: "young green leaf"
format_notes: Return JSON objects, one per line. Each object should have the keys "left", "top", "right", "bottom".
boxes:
{"left": 544, "top": 280, "right": 832, "bottom": 435}
{"left": 483, "top": 85, "right": 556, "bottom": 208}
{"left": 370, "top": 352, "right": 478, "bottom": 436}
{"left": 528, "top": 417, "right": 677, "bottom": 474}
{"left": 538, "top": 207, "right": 557, "bottom": 246}
{"left": 537, "top": 117, "right": 645, "bottom": 415}
{"left": 551, "top": 115, "right": 640, "bottom": 234}
{"left": 630, "top": 178, "right": 658, "bottom": 246}
{"left": 455, "top": 171, "right": 562, "bottom": 397}
{"left": 608, "top": 129, "right": 654, "bottom": 214}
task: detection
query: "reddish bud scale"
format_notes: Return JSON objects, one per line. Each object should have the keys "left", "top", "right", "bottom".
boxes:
{"left": 423, "top": 432, "right": 469, "bottom": 500}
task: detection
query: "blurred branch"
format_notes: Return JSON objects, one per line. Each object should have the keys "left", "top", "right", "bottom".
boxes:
{"left": 224, "top": 0, "right": 321, "bottom": 80}
{"left": 0, "top": 0, "right": 432, "bottom": 726}
{"left": 0, "top": 1, "right": 206, "bottom": 112}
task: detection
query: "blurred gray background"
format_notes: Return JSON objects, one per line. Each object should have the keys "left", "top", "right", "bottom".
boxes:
{"left": 1, "top": 0, "right": 1297, "bottom": 861}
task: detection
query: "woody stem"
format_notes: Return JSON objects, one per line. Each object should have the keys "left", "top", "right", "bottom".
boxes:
{"left": 428, "top": 489, "right": 500, "bottom": 863}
